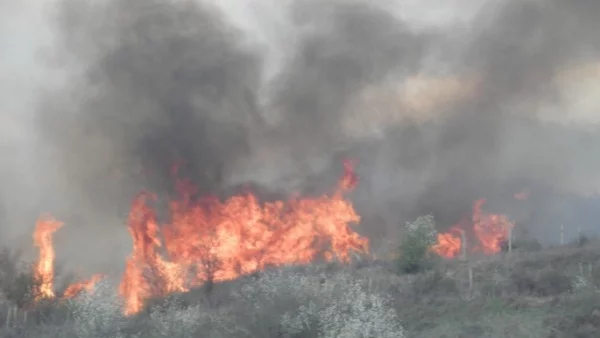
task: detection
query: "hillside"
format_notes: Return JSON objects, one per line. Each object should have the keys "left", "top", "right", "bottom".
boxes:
{"left": 1, "top": 238, "right": 600, "bottom": 338}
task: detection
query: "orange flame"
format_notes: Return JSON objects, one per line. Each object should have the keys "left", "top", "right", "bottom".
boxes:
{"left": 33, "top": 218, "right": 103, "bottom": 303}
{"left": 63, "top": 274, "right": 104, "bottom": 299}
{"left": 433, "top": 199, "right": 515, "bottom": 258}
{"left": 32, "top": 217, "right": 63, "bottom": 301}
{"left": 472, "top": 199, "right": 514, "bottom": 254}
{"left": 117, "top": 160, "right": 367, "bottom": 315}
{"left": 118, "top": 193, "right": 188, "bottom": 315}
{"left": 431, "top": 228, "right": 462, "bottom": 258}
{"left": 29, "top": 162, "right": 367, "bottom": 314}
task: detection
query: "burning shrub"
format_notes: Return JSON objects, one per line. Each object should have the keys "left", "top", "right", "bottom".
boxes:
{"left": 396, "top": 215, "right": 438, "bottom": 274}
{"left": 231, "top": 267, "right": 406, "bottom": 338}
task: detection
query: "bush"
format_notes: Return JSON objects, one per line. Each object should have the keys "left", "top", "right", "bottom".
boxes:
{"left": 510, "top": 268, "right": 572, "bottom": 297}
{"left": 0, "top": 248, "right": 39, "bottom": 308}
{"left": 231, "top": 268, "right": 406, "bottom": 338}
{"left": 501, "top": 238, "right": 542, "bottom": 252}
{"left": 573, "top": 234, "right": 591, "bottom": 247}
{"left": 67, "top": 279, "right": 125, "bottom": 338}
{"left": 396, "top": 215, "right": 438, "bottom": 274}
{"left": 411, "top": 270, "right": 459, "bottom": 298}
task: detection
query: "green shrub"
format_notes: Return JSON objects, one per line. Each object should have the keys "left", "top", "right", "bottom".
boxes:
{"left": 411, "top": 270, "right": 458, "bottom": 297}
{"left": 396, "top": 215, "right": 438, "bottom": 274}
{"left": 0, "top": 248, "right": 40, "bottom": 308}
{"left": 510, "top": 268, "right": 572, "bottom": 297}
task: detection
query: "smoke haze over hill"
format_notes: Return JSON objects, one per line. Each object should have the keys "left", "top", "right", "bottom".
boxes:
{"left": 1, "top": 0, "right": 600, "bottom": 266}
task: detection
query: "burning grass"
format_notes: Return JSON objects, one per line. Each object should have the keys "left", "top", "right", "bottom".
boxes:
{"left": 22, "top": 159, "right": 519, "bottom": 318}
{"left": 22, "top": 161, "right": 369, "bottom": 316}
{"left": 2, "top": 241, "right": 600, "bottom": 337}
{"left": 0, "top": 160, "right": 597, "bottom": 337}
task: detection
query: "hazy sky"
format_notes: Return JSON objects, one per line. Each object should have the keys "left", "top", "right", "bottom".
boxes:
{"left": 0, "top": 1, "right": 60, "bottom": 248}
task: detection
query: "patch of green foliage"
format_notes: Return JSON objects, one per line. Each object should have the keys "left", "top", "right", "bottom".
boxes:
{"left": 397, "top": 215, "right": 438, "bottom": 274}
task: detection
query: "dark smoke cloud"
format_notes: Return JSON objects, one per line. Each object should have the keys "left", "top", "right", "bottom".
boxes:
{"left": 269, "top": 0, "right": 427, "bottom": 145}
{"left": 345, "top": 0, "right": 600, "bottom": 247}
{"left": 40, "top": 0, "right": 267, "bottom": 216}
{"left": 31, "top": 0, "right": 268, "bottom": 268}
{"left": 38, "top": 0, "right": 432, "bottom": 213}
{"left": 20, "top": 0, "right": 600, "bottom": 264}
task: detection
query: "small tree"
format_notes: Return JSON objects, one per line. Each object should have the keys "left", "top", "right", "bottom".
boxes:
{"left": 0, "top": 247, "right": 41, "bottom": 308}
{"left": 397, "top": 215, "right": 438, "bottom": 274}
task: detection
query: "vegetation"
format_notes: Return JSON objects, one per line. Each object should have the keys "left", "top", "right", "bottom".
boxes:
{"left": 396, "top": 215, "right": 438, "bottom": 273}
{"left": 2, "top": 228, "right": 600, "bottom": 337}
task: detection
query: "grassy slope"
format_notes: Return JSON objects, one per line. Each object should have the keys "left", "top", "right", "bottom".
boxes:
{"left": 1, "top": 240, "right": 600, "bottom": 337}
{"left": 398, "top": 242, "right": 600, "bottom": 337}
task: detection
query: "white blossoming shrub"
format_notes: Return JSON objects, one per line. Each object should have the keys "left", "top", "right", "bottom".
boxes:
{"left": 234, "top": 268, "right": 406, "bottom": 338}
{"left": 404, "top": 215, "right": 437, "bottom": 242}
{"left": 397, "top": 215, "right": 438, "bottom": 273}
{"left": 68, "top": 279, "right": 126, "bottom": 338}
{"left": 65, "top": 281, "right": 223, "bottom": 338}
{"left": 148, "top": 302, "right": 206, "bottom": 337}
{"left": 572, "top": 274, "right": 590, "bottom": 291}
{"left": 143, "top": 298, "right": 237, "bottom": 338}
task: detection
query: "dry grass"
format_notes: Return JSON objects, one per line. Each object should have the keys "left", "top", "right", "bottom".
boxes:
{"left": 1, "top": 239, "right": 600, "bottom": 337}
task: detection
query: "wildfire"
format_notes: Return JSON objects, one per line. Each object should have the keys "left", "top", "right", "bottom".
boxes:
{"left": 431, "top": 199, "right": 515, "bottom": 259}
{"left": 62, "top": 274, "right": 104, "bottom": 299}
{"left": 431, "top": 228, "right": 462, "bottom": 258}
{"left": 32, "top": 217, "right": 63, "bottom": 301}
{"left": 31, "top": 161, "right": 368, "bottom": 315}
{"left": 32, "top": 217, "right": 104, "bottom": 302}
{"left": 119, "top": 159, "right": 366, "bottom": 315}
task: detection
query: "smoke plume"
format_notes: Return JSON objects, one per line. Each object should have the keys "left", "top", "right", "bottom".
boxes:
{"left": 2, "top": 0, "right": 600, "bottom": 265}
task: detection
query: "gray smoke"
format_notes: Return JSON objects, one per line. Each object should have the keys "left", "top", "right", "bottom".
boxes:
{"left": 37, "top": 0, "right": 434, "bottom": 217}
{"left": 346, "top": 0, "right": 600, "bottom": 246}
{"left": 2, "top": 0, "right": 600, "bottom": 266}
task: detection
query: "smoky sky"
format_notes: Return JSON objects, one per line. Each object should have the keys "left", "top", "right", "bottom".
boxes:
{"left": 6, "top": 0, "right": 600, "bottom": 260}
{"left": 348, "top": 0, "right": 600, "bottom": 246}
{"left": 38, "top": 0, "right": 433, "bottom": 216}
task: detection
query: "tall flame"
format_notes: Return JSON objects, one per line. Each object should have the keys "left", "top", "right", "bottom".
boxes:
{"left": 108, "top": 160, "right": 364, "bottom": 315}
{"left": 29, "top": 162, "right": 366, "bottom": 314}
{"left": 472, "top": 199, "right": 514, "bottom": 254}
{"left": 32, "top": 217, "right": 63, "bottom": 301}
{"left": 118, "top": 160, "right": 366, "bottom": 315}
